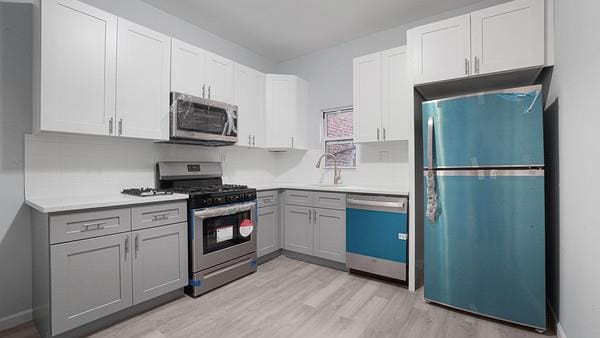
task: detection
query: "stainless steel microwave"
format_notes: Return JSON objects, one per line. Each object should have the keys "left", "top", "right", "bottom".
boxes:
{"left": 169, "top": 92, "right": 238, "bottom": 146}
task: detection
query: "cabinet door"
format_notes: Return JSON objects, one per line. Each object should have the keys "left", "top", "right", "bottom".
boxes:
{"left": 257, "top": 205, "right": 279, "bottom": 257}
{"left": 265, "top": 75, "right": 295, "bottom": 149}
{"left": 132, "top": 222, "right": 188, "bottom": 305}
{"left": 205, "top": 51, "right": 234, "bottom": 103}
{"left": 353, "top": 52, "right": 382, "bottom": 143}
{"left": 284, "top": 205, "right": 313, "bottom": 255}
{"left": 171, "top": 38, "right": 207, "bottom": 98}
{"left": 40, "top": 0, "right": 117, "bottom": 136}
{"left": 293, "top": 77, "right": 309, "bottom": 150}
{"left": 234, "top": 64, "right": 266, "bottom": 147}
{"left": 314, "top": 208, "right": 346, "bottom": 263}
{"left": 410, "top": 15, "right": 471, "bottom": 84}
{"left": 115, "top": 19, "right": 170, "bottom": 141}
{"left": 381, "top": 46, "right": 410, "bottom": 141}
{"left": 471, "top": 0, "right": 544, "bottom": 75}
{"left": 50, "top": 232, "right": 132, "bottom": 335}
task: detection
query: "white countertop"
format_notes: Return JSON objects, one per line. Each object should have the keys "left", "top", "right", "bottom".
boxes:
{"left": 247, "top": 183, "right": 409, "bottom": 196}
{"left": 26, "top": 193, "right": 189, "bottom": 213}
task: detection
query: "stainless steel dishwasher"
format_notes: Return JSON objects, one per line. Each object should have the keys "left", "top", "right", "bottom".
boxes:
{"left": 346, "top": 194, "right": 408, "bottom": 281}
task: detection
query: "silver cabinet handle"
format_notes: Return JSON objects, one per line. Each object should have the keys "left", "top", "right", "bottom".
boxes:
{"left": 134, "top": 234, "right": 139, "bottom": 258}
{"left": 313, "top": 209, "right": 317, "bottom": 224}
{"left": 109, "top": 117, "right": 114, "bottom": 135}
{"left": 82, "top": 221, "right": 106, "bottom": 232}
{"left": 118, "top": 118, "right": 123, "bottom": 136}
{"left": 465, "top": 58, "right": 469, "bottom": 75}
{"left": 383, "top": 128, "right": 386, "bottom": 141}
{"left": 208, "top": 85, "right": 211, "bottom": 100}
{"left": 291, "top": 136, "right": 294, "bottom": 148}
{"left": 202, "top": 84, "right": 206, "bottom": 98}
{"left": 248, "top": 135, "right": 251, "bottom": 146}
{"left": 152, "top": 213, "right": 169, "bottom": 221}
{"left": 377, "top": 128, "right": 380, "bottom": 141}
{"left": 252, "top": 135, "right": 255, "bottom": 147}
{"left": 308, "top": 209, "right": 312, "bottom": 223}
{"left": 475, "top": 56, "right": 480, "bottom": 74}
{"left": 125, "top": 236, "right": 129, "bottom": 261}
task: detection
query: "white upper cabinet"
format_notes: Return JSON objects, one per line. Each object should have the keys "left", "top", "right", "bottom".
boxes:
{"left": 381, "top": 46, "right": 410, "bottom": 142}
{"left": 409, "top": 15, "right": 471, "bottom": 84}
{"left": 353, "top": 46, "right": 410, "bottom": 143}
{"left": 471, "top": 0, "right": 545, "bottom": 75}
{"left": 171, "top": 39, "right": 235, "bottom": 104}
{"left": 38, "top": 0, "right": 117, "bottom": 136}
{"left": 265, "top": 74, "right": 308, "bottom": 150}
{"left": 205, "top": 52, "right": 234, "bottom": 103}
{"left": 408, "top": 0, "right": 547, "bottom": 84}
{"left": 171, "top": 39, "right": 206, "bottom": 98}
{"left": 353, "top": 52, "right": 382, "bottom": 143}
{"left": 116, "top": 19, "right": 170, "bottom": 140}
{"left": 234, "top": 63, "right": 266, "bottom": 147}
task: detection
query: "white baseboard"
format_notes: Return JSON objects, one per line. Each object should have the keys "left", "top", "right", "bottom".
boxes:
{"left": 556, "top": 322, "right": 567, "bottom": 338}
{"left": 0, "top": 308, "right": 32, "bottom": 331}
{"left": 548, "top": 302, "right": 567, "bottom": 338}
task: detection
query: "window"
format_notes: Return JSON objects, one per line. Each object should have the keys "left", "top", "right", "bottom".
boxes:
{"left": 322, "top": 107, "right": 356, "bottom": 168}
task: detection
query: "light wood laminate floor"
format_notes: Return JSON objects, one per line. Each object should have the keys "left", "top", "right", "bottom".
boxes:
{"left": 1, "top": 256, "right": 556, "bottom": 338}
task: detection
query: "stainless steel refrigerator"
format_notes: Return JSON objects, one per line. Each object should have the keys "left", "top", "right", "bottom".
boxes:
{"left": 423, "top": 85, "right": 546, "bottom": 331}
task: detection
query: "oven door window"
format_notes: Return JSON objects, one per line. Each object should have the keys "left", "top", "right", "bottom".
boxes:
{"left": 175, "top": 100, "right": 237, "bottom": 136}
{"left": 202, "top": 210, "right": 252, "bottom": 254}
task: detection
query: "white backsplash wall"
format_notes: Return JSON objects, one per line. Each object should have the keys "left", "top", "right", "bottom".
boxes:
{"left": 25, "top": 133, "right": 406, "bottom": 199}
{"left": 24, "top": 134, "right": 280, "bottom": 199}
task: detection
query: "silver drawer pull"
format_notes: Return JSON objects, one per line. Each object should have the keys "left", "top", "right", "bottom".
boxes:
{"left": 262, "top": 198, "right": 273, "bottom": 204}
{"left": 152, "top": 213, "right": 170, "bottom": 221}
{"left": 82, "top": 222, "right": 107, "bottom": 231}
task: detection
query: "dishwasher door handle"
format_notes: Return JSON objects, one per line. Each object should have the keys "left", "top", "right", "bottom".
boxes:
{"left": 347, "top": 199, "right": 405, "bottom": 209}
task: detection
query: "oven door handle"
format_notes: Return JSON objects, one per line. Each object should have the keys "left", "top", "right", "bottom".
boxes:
{"left": 194, "top": 201, "right": 256, "bottom": 219}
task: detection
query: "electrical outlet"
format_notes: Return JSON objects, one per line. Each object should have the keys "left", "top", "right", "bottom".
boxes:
{"left": 379, "top": 151, "right": 389, "bottom": 161}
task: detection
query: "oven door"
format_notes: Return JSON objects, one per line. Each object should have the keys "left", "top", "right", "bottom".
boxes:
{"left": 191, "top": 201, "right": 256, "bottom": 272}
{"left": 171, "top": 92, "right": 238, "bottom": 143}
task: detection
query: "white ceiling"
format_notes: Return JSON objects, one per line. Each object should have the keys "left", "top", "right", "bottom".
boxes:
{"left": 142, "top": 0, "right": 485, "bottom": 62}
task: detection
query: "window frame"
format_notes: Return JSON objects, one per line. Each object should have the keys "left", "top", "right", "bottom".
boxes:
{"left": 321, "top": 106, "right": 356, "bottom": 169}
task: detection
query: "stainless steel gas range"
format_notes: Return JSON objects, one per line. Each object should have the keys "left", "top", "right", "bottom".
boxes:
{"left": 157, "top": 162, "right": 257, "bottom": 297}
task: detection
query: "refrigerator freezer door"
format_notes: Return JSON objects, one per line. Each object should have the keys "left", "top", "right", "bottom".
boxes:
{"left": 424, "top": 170, "right": 546, "bottom": 329}
{"left": 422, "top": 86, "right": 544, "bottom": 168}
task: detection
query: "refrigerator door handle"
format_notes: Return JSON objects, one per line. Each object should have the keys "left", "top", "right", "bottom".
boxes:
{"left": 426, "top": 116, "right": 438, "bottom": 223}
{"left": 427, "top": 117, "right": 434, "bottom": 169}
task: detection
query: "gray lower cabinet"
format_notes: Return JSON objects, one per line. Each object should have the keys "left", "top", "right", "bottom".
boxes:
{"left": 32, "top": 201, "right": 188, "bottom": 337}
{"left": 50, "top": 232, "right": 133, "bottom": 335}
{"left": 313, "top": 209, "right": 346, "bottom": 263}
{"left": 284, "top": 190, "right": 346, "bottom": 263}
{"left": 257, "top": 205, "right": 279, "bottom": 257}
{"left": 284, "top": 205, "right": 314, "bottom": 255}
{"left": 133, "top": 222, "right": 188, "bottom": 304}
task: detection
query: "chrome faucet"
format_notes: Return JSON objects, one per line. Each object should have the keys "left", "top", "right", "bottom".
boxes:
{"left": 315, "top": 153, "right": 343, "bottom": 185}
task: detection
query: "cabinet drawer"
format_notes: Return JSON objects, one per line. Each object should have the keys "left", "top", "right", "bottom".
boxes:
{"left": 315, "top": 192, "right": 346, "bottom": 210}
{"left": 131, "top": 201, "right": 187, "bottom": 230}
{"left": 50, "top": 208, "right": 131, "bottom": 244}
{"left": 285, "top": 190, "right": 314, "bottom": 207}
{"left": 257, "top": 190, "right": 278, "bottom": 208}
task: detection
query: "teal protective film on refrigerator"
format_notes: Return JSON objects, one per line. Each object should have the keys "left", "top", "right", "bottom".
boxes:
{"left": 346, "top": 208, "right": 407, "bottom": 263}
{"left": 422, "top": 86, "right": 544, "bottom": 168}
{"left": 423, "top": 173, "right": 546, "bottom": 329}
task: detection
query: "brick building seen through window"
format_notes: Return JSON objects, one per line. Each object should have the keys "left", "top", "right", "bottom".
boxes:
{"left": 322, "top": 107, "right": 356, "bottom": 168}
